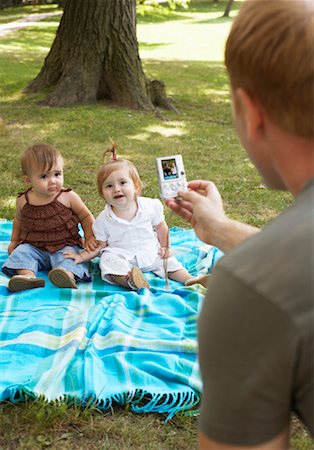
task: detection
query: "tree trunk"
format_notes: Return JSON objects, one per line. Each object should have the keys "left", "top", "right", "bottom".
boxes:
{"left": 222, "top": 0, "right": 234, "bottom": 17}
{"left": 25, "top": 0, "right": 175, "bottom": 112}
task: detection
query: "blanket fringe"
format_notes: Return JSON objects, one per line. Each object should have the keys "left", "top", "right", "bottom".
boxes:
{"left": 96, "top": 389, "right": 200, "bottom": 421}
{"left": 1, "top": 387, "right": 200, "bottom": 421}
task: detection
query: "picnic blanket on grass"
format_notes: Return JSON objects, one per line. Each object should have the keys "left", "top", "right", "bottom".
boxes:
{"left": 0, "top": 220, "right": 223, "bottom": 419}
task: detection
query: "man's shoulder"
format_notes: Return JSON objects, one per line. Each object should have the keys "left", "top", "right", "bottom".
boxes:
{"left": 217, "top": 188, "right": 313, "bottom": 318}
{"left": 225, "top": 181, "right": 313, "bottom": 265}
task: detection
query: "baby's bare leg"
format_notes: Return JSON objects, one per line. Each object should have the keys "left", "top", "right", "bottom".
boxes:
{"left": 168, "top": 269, "right": 191, "bottom": 284}
{"left": 16, "top": 269, "right": 36, "bottom": 277}
{"left": 169, "top": 269, "right": 209, "bottom": 288}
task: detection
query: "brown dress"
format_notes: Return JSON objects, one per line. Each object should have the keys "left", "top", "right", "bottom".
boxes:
{"left": 18, "top": 188, "right": 83, "bottom": 253}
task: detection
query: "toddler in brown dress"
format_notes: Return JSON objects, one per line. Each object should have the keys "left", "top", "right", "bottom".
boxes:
{"left": 2, "top": 144, "right": 98, "bottom": 293}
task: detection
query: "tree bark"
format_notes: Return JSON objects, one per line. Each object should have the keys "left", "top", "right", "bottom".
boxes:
{"left": 25, "top": 0, "right": 175, "bottom": 112}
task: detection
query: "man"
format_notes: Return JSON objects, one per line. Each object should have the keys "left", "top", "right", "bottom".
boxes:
{"left": 166, "top": 0, "right": 314, "bottom": 448}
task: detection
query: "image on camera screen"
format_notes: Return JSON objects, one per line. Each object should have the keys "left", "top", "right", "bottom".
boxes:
{"left": 161, "top": 158, "right": 178, "bottom": 180}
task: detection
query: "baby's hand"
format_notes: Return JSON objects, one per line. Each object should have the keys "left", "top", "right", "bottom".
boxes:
{"left": 84, "top": 236, "right": 98, "bottom": 252}
{"left": 63, "top": 250, "right": 82, "bottom": 264}
{"left": 159, "top": 246, "right": 173, "bottom": 259}
{"left": 8, "top": 241, "right": 18, "bottom": 255}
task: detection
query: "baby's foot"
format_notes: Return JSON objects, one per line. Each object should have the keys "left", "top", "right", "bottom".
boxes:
{"left": 48, "top": 268, "right": 78, "bottom": 289}
{"left": 185, "top": 274, "right": 209, "bottom": 289}
{"left": 8, "top": 275, "right": 45, "bottom": 293}
{"left": 128, "top": 267, "right": 150, "bottom": 290}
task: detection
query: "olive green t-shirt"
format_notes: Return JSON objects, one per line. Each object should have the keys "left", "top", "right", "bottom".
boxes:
{"left": 198, "top": 179, "right": 314, "bottom": 446}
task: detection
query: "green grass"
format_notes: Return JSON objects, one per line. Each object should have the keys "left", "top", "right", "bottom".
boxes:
{"left": 0, "top": 4, "right": 59, "bottom": 24}
{"left": 0, "top": 397, "right": 199, "bottom": 450}
{"left": 0, "top": 2, "right": 311, "bottom": 449}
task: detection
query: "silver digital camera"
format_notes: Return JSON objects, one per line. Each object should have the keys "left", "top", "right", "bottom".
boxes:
{"left": 156, "top": 155, "right": 187, "bottom": 200}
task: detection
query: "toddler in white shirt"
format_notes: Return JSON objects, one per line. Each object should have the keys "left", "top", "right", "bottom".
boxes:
{"left": 64, "top": 145, "right": 208, "bottom": 290}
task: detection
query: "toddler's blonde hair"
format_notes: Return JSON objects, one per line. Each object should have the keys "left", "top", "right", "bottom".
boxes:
{"left": 225, "top": 0, "right": 314, "bottom": 137}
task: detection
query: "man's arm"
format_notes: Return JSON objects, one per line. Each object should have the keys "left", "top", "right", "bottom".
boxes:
{"left": 166, "top": 180, "right": 259, "bottom": 252}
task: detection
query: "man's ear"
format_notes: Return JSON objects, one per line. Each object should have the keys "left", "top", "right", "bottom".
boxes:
{"left": 234, "top": 88, "right": 265, "bottom": 139}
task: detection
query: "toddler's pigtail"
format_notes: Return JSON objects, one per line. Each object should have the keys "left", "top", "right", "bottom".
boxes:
{"left": 104, "top": 140, "right": 117, "bottom": 162}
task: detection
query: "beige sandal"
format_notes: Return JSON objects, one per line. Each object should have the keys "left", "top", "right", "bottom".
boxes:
{"left": 8, "top": 275, "right": 45, "bottom": 293}
{"left": 48, "top": 268, "right": 78, "bottom": 289}
{"left": 129, "top": 267, "right": 150, "bottom": 290}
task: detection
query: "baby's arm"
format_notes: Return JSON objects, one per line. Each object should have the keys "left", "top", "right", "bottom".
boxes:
{"left": 8, "top": 217, "right": 21, "bottom": 254}
{"left": 8, "top": 197, "right": 23, "bottom": 254}
{"left": 63, "top": 241, "right": 107, "bottom": 264}
{"left": 67, "top": 191, "right": 98, "bottom": 251}
{"left": 154, "top": 220, "right": 174, "bottom": 258}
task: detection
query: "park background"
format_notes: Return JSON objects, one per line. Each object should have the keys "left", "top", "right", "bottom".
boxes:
{"left": 0, "top": 1, "right": 311, "bottom": 449}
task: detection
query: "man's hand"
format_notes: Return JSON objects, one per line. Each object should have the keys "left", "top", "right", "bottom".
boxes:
{"left": 166, "top": 180, "right": 225, "bottom": 246}
{"left": 166, "top": 180, "right": 259, "bottom": 251}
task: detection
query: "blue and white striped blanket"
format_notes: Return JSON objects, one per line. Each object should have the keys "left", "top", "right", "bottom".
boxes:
{"left": 0, "top": 220, "right": 223, "bottom": 419}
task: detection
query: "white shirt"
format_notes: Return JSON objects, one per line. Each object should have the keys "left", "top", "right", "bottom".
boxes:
{"left": 92, "top": 197, "right": 164, "bottom": 267}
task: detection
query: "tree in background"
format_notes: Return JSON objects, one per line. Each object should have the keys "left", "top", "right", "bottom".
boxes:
{"left": 212, "top": 0, "right": 234, "bottom": 18}
{"left": 222, "top": 0, "right": 234, "bottom": 17}
{"left": 25, "top": 0, "right": 176, "bottom": 111}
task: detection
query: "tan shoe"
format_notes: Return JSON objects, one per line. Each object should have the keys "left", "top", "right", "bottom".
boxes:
{"left": 48, "top": 268, "right": 78, "bottom": 289}
{"left": 129, "top": 267, "right": 150, "bottom": 290}
{"left": 185, "top": 274, "right": 209, "bottom": 289}
{"left": 8, "top": 275, "right": 45, "bottom": 293}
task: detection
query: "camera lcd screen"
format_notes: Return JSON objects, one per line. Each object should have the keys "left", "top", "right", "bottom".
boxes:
{"left": 161, "top": 158, "right": 178, "bottom": 180}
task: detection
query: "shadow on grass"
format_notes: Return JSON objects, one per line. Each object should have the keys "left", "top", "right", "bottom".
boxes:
{"left": 0, "top": 51, "right": 230, "bottom": 116}
{"left": 137, "top": 0, "right": 241, "bottom": 25}
{"left": 0, "top": 1, "right": 239, "bottom": 28}
{"left": 192, "top": 16, "right": 235, "bottom": 25}
{"left": 139, "top": 41, "right": 170, "bottom": 50}
{"left": 0, "top": 4, "right": 59, "bottom": 17}
{"left": 186, "top": 0, "right": 242, "bottom": 14}
{"left": 137, "top": 9, "right": 187, "bottom": 24}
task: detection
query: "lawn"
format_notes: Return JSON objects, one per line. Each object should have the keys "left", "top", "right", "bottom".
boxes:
{"left": 0, "top": 2, "right": 311, "bottom": 449}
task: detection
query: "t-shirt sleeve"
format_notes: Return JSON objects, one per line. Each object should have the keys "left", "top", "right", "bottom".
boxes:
{"left": 150, "top": 198, "right": 165, "bottom": 226}
{"left": 198, "top": 264, "right": 298, "bottom": 446}
{"left": 92, "top": 212, "right": 109, "bottom": 242}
